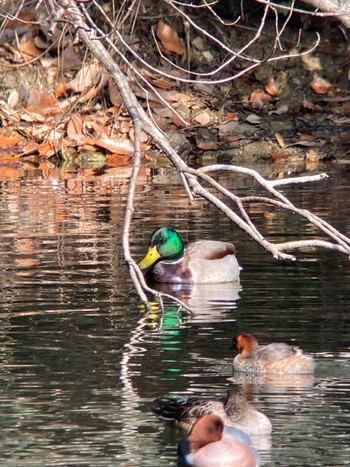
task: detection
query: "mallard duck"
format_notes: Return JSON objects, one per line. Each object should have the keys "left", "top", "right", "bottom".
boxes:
{"left": 231, "top": 333, "right": 315, "bottom": 374}
{"left": 151, "top": 383, "right": 272, "bottom": 435}
{"left": 177, "top": 414, "right": 259, "bottom": 467}
{"left": 139, "top": 227, "right": 240, "bottom": 283}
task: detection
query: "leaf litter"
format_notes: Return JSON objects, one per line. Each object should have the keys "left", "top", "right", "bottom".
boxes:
{"left": 0, "top": 3, "right": 350, "bottom": 180}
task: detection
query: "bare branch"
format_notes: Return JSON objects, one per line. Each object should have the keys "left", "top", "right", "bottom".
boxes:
{"left": 274, "top": 240, "right": 348, "bottom": 254}
{"left": 90, "top": 0, "right": 320, "bottom": 86}
{"left": 194, "top": 165, "right": 350, "bottom": 255}
{"left": 121, "top": 113, "right": 150, "bottom": 307}
{"left": 50, "top": 0, "right": 350, "bottom": 308}
{"left": 302, "top": 0, "right": 350, "bottom": 28}
{"left": 257, "top": 0, "right": 350, "bottom": 28}
{"left": 241, "top": 196, "right": 350, "bottom": 251}
{"left": 268, "top": 174, "right": 329, "bottom": 187}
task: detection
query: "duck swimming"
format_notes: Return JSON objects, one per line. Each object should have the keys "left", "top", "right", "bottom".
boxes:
{"left": 231, "top": 333, "right": 315, "bottom": 374}
{"left": 139, "top": 227, "right": 240, "bottom": 283}
{"left": 152, "top": 383, "right": 272, "bottom": 435}
{"left": 178, "top": 414, "right": 259, "bottom": 467}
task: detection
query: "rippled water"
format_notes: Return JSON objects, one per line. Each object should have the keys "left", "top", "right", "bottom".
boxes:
{"left": 0, "top": 161, "right": 349, "bottom": 466}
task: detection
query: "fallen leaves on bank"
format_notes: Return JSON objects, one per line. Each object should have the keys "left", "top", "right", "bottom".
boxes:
{"left": 0, "top": 2, "right": 350, "bottom": 180}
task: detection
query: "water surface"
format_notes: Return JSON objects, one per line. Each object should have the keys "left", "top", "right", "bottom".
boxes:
{"left": 0, "top": 161, "right": 349, "bottom": 466}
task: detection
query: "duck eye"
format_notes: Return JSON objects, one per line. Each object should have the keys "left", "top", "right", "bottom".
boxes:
{"left": 160, "top": 237, "right": 167, "bottom": 244}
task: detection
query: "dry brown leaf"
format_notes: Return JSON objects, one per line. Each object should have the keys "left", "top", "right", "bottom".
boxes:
{"left": 0, "top": 136, "right": 21, "bottom": 147}
{"left": 265, "top": 77, "right": 279, "bottom": 97}
{"left": 246, "top": 114, "right": 262, "bottom": 124}
{"left": 67, "top": 62, "right": 103, "bottom": 93}
{"left": 172, "top": 113, "right": 190, "bottom": 127}
{"left": 0, "top": 105, "right": 20, "bottom": 127}
{"left": 28, "top": 124, "right": 55, "bottom": 139}
{"left": 80, "top": 143, "right": 97, "bottom": 152}
{"left": 27, "top": 88, "right": 57, "bottom": 107}
{"left": 108, "top": 79, "right": 123, "bottom": 106}
{"left": 67, "top": 115, "right": 83, "bottom": 137}
{"left": 106, "top": 154, "right": 132, "bottom": 166}
{"left": 151, "top": 77, "right": 174, "bottom": 90}
{"left": 171, "top": 102, "right": 191, "bottom": 127}
{"left": 218, "top": 121, "right": 239, "bottom": 138}
{"left": 193, "top": 82, "right": 216, "bottom": 96}
{"left": 129, "top": 128, "right": 149, "bottom": 144}
{"left": 298, "top": 132, "right": 315, "bottom": 141}
{"left": 37, "top": 141, "right": 61, "bottom": 157}
{"left": 151, "top": 105, "right": 174, "bottom": 120}
{"left": 54, "top": 83, "right": 70, "bottom": 98}
{"left": 56, "top": 64, "right": 109, "bottom": 101}
{"left": 78, "top": 71, "right": 109, "bottom": 104}
{"left": 3, "top": 11, "right": 36, "bottom": 28}
{"left": 250, "top": 89, "right": 271, "bottom": 109}
{"left": 47, "top": 129, "right": 63, "bottom": 144}
{"left": 18, "top": 141, "right": 39, "bottom": 157}
{"left": 223, "top": 112, "right": 237, "bottom": 122}
{"left": 338, "top": 130, "right": 350, "bottom": 142}
{"left": 89, "top": 119, "right": 113, "bottom": 135}
{"left": 193, "top": 109, "right": 213, "bottom": 126}
{"left": 120, "top": 120, "right": 132, "bottom": 134}
{"left": 57, "top": 45, "right": 82, "bottom": 71}
{"left": 310, "top": 77, "right": 333, "bottom": 95}
{"left": 95, "top": 136, "right": 134, "bottom": 154}
{"left": 159, "top": 90, "right": 192, "bottom": 103}
{"left": 271, "top": 151, "right": 289, "bottom": 159}
{"left": 275, "top": 132, "right": 285, "bottom": 149}
{"left": 196, "top": 140, "right": 221, "bottom": 150}
{"left": 156, "top": 20, "right": 186, "bottom": 57}
{"left": 7, "top": 89, "right": 20, "bottom": 109}
{"left": 268, "top": 105, "right": 289, "bottom": 116}
{"left": 223, "top": 135, "right": 243, "bottom": 143}
{"left": 287, "top": 140, "right": 322, "bottom": 148}
{"left": 20, "top": 89, "right": 61, "bottom": 122}
{"left": 266, "top": 84, "right": 279, "bottom": 97}
{"left": 18, "top": 38, "right": 41, "bottom": 60}
{"left": 40, "top": 57, "right": 59, "bottom": 69}
{"left": 18, "top": 110, "right": 47, "bottom": 123}
{"left": 71, "top": 135, "right": 135, "bottom": 155}
{"left": 37, "top": 137, "right": 72, "bottom": 157}
{"left": 302, "top": 98, "right": 322, "bottom": 111}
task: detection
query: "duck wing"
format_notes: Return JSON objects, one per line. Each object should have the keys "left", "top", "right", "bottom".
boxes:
{"left": 151, "top": 395, "right": 226, "bottom": 426}
{"left": 185, "top": 240, "right": 236, "bottom": 260}
{"left": 256, "top": 343, "right": 301, "bottom": 362}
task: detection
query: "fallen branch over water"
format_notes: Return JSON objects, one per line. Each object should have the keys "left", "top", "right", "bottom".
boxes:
{"left": 51, "top": 0, "right": 350, "bottom": 309}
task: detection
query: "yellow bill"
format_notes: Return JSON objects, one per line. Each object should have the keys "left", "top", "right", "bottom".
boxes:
{"left": 139, "top": 245, "right": 160, "bottom": 269}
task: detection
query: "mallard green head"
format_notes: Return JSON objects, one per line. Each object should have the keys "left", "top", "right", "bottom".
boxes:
{"left": 139, "top": 227, "right": 185, "bottom": 270}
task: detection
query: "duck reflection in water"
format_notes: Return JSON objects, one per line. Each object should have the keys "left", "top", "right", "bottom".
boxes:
{"left": 178, "top": 414, "right": 259, "bottom": 467}
{"left": 151, "top": 281, "right": 241, "bottom": 319}
{"left": 231, "top": 370, "right": 314, "bottom": 391}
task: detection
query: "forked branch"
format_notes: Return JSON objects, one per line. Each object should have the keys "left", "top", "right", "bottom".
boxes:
{"left": 52, "top": 0, "right": 350, "bottom": 309}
